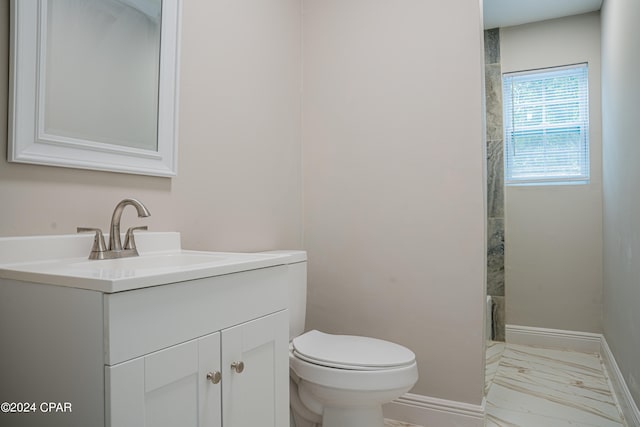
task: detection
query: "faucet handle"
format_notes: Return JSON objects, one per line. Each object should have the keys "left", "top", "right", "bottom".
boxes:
{"left": 124, "top": 226, "right": 148, "bottom": 252}
{"left": 77, "top": 227, "right": 108, "bottom": 260}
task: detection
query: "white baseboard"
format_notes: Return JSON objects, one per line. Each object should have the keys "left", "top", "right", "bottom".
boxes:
{"left": 383, "top": 393, "right": 485, "bottom": 427}
{"left": 505, "top": 324, "right": 639, "bottom": 427}
{"left": 600, "top": 337, "right": 640, "bottom": 427}
{"left": 505, "top": 324, "right": 601, "bottom": 353}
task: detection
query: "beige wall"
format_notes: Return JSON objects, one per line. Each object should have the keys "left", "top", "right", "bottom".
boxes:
{"left": 601, "top": 0, "right": 640, "bottom": 408}
{"left": 0, "top": 0, "right": 303, "bottom": 252}
{"left": 1, "top": 0, "right": 488, "bottom": 408}
{"left": 302, "top": 0, "right": 486, "bottom": 404}
{"left": 501, "top": 13, "right": 603, "bottom": 333}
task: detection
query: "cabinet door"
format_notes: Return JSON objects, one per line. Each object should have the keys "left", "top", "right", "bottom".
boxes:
{"left": 106, "top": 332, "right": 222, "bottom": 427}
{"left": 221, "top": 310, "right": 289, "bottom": 427}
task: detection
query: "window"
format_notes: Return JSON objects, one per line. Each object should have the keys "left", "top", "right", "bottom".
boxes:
{"left": 502, "top": 64, "right": 590, "bottom": 185}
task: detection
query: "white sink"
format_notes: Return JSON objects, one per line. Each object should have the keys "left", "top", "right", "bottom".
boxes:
{"left": 0, "top": 233, "right": 293, "bottom": 293}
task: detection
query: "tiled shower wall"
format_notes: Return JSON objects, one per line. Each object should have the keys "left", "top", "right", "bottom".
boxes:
{"left": 484, "top": 29, "right": 505, "bottom": 341}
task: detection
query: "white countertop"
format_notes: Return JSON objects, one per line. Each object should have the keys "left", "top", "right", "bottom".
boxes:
{"left": 0, "top": 232, "right": 298, "bottom": 293}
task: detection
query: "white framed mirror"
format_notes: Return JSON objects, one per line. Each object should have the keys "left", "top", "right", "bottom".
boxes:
{"left": 8, "top": 0, "right": 181, "bottom": 177}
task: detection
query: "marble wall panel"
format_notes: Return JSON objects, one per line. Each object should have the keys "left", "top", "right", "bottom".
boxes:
{"left": 485, "top": 64, "right": 503, "bottom": 142}
{"left": 484, "top": 28, "right": 500, "bottom": 65}
{"left": 492, "top": 296, "right": 506, "bottom": 342}
{"left": 487, "top": 139, "right": 504, "bottom": 218}
{"left": 485, "top": 29, "right": 504, "bottom": 341}
{"left": 487, "top": 218, "right": 505, "bottom": 296}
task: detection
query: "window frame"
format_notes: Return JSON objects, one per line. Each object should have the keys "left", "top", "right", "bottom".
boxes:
{"left": 502, "top": 63, "right": 590, "bottom": 186}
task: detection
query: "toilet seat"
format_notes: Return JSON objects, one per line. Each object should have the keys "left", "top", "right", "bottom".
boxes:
{"left": 292, "top": 330, "right": 415, "bottom": 371}
{"left": 290, "top": 351, "right": 418, "bottom": 392}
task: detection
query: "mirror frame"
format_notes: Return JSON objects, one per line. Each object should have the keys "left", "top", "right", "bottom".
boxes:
{"left": 8, "top": 0, "right": 181, "bottom": 177}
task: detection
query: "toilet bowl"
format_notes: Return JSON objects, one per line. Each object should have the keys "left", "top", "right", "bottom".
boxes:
{"left": 289, "top": 330, "right": 418, "bottom": 427}
{"left": 261, "top": 250, "right": 419, "bottom": 427}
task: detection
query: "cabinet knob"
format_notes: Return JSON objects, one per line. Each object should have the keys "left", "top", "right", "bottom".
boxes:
{"left": 231, "top": 361, "right": 245, "bottom": 373}
{"left": 206, "top": 371, "right": 221, "bottom": 384}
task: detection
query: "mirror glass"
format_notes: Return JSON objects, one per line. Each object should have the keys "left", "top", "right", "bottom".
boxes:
{"left": 45, "top": 0, "right": 161, "bottom": 151}
{"left": 9, "top": 0, "right": 180, "bottom": 177}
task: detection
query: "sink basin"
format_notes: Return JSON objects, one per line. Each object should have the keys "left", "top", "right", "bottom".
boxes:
{"left": 0, "top": 233, "right": 293, "bottom": 293}
{"left": 68, "top": 252, "right": 229, "bottom": 271}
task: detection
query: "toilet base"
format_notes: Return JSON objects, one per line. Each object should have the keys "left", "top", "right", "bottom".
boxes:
{"left": 296, "top": 379, "right": 412, "bottom": 427}
{"left": 290, "top": 348, "right": 419, "bottom": 427}
{"left": 290, "top": 378, "right": 321, "bottom": 427}
{"left": 322, "top": 405, "right": 385, "bottom": 427}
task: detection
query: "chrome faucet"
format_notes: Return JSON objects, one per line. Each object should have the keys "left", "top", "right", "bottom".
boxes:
{"left": 78, "top": 198, "right": 150, "bottom": 260}
{"left": 109, "top": 198, "right": 151, "bottom": 253}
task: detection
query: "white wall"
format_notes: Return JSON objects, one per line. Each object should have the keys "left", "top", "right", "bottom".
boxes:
{"left": 0, "top": 0, "right": 303, "bottom": 252}
{"left": 601, "top": 0, "right": 640, "bottom": 408}
{"left": 302, "top": 0, "right": 487, "bottom": 404}
{"left": 500, "top": 13, "right": 603, "bottom": 333}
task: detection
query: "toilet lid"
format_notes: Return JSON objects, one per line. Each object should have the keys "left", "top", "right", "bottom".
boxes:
{"left": 292, "top": 330, "right": 416, "bottom": 371}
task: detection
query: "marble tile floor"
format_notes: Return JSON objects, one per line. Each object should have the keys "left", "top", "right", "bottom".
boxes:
{"left": 485, "top": 342, "right": 626, "bottom": 427}
{"left": 385, "top": 419, "right": 423, "bottom": 427}
{"left": 486, "top": 340, "right": 507, "bottom": 395}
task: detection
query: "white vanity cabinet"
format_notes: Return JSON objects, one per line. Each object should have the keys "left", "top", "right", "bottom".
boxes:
{"left": 0, "top": 261, "right": 289, "bottom": 427}
{"left": 106, "top": 311, "right": 288, "bottom": 427}
{"left": 107, "top": 331, "right": 223, "bottom": 427}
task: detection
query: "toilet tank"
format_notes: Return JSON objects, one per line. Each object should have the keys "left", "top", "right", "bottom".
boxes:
{"left": 261, "top": 250, "right": 308, "bottom": 340}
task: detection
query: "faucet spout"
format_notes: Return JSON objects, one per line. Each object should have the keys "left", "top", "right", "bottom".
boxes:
{"left": 109, "top": 198, "right": 151, "bottom": 252}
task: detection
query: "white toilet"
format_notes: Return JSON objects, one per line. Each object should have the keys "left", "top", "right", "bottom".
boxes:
{"left": 277, "top": 250, "right": 419, "bottom": 427}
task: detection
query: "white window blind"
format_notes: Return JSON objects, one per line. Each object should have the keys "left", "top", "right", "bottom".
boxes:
{"left": 502, "top": 64, "right": 590, "bottom": 185}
